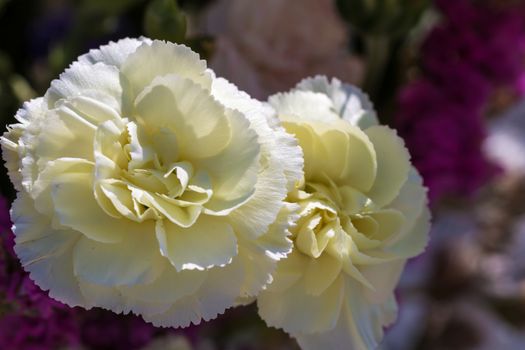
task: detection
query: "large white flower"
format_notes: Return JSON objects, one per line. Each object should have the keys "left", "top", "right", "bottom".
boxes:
{"left": 257, "top": 76, "right": 431, "bottom": 350}
{"left": 1, "top": 38, "right": 303, "bottom": 327}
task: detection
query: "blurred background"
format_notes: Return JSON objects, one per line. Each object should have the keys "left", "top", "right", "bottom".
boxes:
{"left": 1, "top": 0, "right": 525, "bottom": 349}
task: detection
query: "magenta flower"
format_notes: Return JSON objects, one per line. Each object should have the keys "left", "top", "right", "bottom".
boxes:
{"left": 395, "top": 0, "right": 525, "bottom": 203}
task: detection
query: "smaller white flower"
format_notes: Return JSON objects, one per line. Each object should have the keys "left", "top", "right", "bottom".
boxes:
{"left": 257, "top": 76, "right": 431, "bottom": 350}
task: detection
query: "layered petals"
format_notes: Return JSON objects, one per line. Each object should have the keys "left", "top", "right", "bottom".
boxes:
{"left": 2, "top": 38, "right": 302, "bottom": 327}
{"left": 258, "top": 76, "right": 431, "bottom": 349}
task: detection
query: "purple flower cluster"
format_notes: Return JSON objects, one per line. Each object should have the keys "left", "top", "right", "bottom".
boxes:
{"left": 0, "top": 196, "right": 158, "bottom": 350}
{"left": 0, "top": 196, "right": 80, "bottom": 349}
{"left": 395, "top": 0, "right": 525, "bottom": 203}
{"left": 80, "top": 310, "right": 157, "bottom": 350}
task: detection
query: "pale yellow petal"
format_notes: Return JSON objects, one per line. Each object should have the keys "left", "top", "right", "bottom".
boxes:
{"left": 193, "top": 108, "right": 259, "bottom": 215}
{"left": 34, "top": 106, "right": 97, "bottom": 163}
{"left": 121, "top": 40, "right": 212, "bottom": 100}
{"left": 365, "top": 125, "right": 411, "bottom": 207}
{"left": 258, "top": 275, "right": 344, "bottom": 334}
{"left": 45, "top": 61, "right": 122, "bottom": 112}
{"left": 295, "top": 278, "right": 389, "bottom": 350}
{"left": 31, "top": 157, "right": 93, "bottom": 218}
{"left": 121, "top": 263, "right": 207, "bottom": 304}
{"left": 1, "top": 98, "right": 45, "bottom": 191}
{"left": 212, "top": 77, "right": 304, "bottom": 192}
{"left": 264, "top": 249, "right": 308, "bottom": 293}
{"left": 72, "top": 222, "right": 164, "bottom": 286}
{"left": 367, "top": 209, "right": 405, "bottom": 242}
{"left": 155, "top": 216, "right": 237, "bottom": 271}
{"left": 51, "top": 171, "right": 149, "bottom": 243}
{"left": 144, "top": 256, "right": 244, "bottom": 327}
{"left": 268, "top": 90, "right": 340, "bottom": 124}
{"left": 303, "top": 253, "right": 342, "bottom": 296}
{"left": 11, "top": 193, "right": 85, "bottom": 307}
{"left": 131, "top": 188, "right": 202, "bottom": 227}
{"left": 320, "top": 125, "right": 377, "bottom": 192}
{"left": 77, "top": 281, "right": 125, "bottom": 313}
{"left": 361, "top": 260, "right": 406, "bottom": 303}
{"left": 134, "top": 76, "right": 232, "bottom": 159}
{"left": 296, "top": 75, "right": 378, "bottom": 129}
{"left": 78, "top": 37, "right": 150, "bottom": 68}
{"left": 386, "top": 206, "right": 431, "bottom": 258}
{"left": 387, "top": 167, "right": 428, "bottom": 240}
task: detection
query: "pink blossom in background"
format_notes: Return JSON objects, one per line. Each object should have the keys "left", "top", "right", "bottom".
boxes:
{"left": 395, "top": 0, "right": 525, "bottom": 203}
{"left": 200, "top": 0, "right": 364, "bottom": 99}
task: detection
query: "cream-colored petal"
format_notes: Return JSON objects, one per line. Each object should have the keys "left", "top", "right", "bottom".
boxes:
{"left": 361, "top": 260, "right": 406, "bottom": 304}
{"left": 134, "top": 75, "right": 233, "bottom": 159}
{"left": 126, "top": 121, "right": 156, "bottom": 169}
{"left": 235, "top": 203, "right": 296, "bottom": 297}
{"left": 367, "top": 209, "right": 405, "bottom": 242}
{"left": 45, "top": 61, "right": 122, "bottom": 112}
{"left": 264, "top": 249, "right": 308, "bottom": 293}
{"left": 196, "top": 108, "right": 260, "bottom": 214}
{"left": 31, "top": 157, "right": 93, "bottom": 218}
{"left": 1, "top": 98, "right": 45, "bottom": 191}
{"left": 296, "top": 217, "right": 336, "bottom": 258}
{"left": 235, "top": 245, "right": 275, "bottom": 298}
{"left": 96, "top": 179, "right": 137, "bottom": 220}
{"left": 294, "top": 282, "right": 389, "bottom": 350}
{"left": 51, "top": 171, "right": 149, "bottom": 243}
{"left": 212, "top": 77, "right": 304, "bottom": 191}
{"left": 11, "top": 193, "right": 85, "bottom": 307}
{"left": 1, "top": 125, "right": 25, "bottom": 190}
{"left": 78, "top": 37, "right": 150, "bottom": 68}
{"left": 268, "top": 90, "right": 340, "bottom": 124}
{"left": 387, "top": 167, "right": 428, "bottom": 239}
{"left": 121, "top": 263, "right": 207, "bottom": 304}
{"left": 151, "top": 128, "right": 179, "bottom": 167}
{"left": 296, "top": 75, "right": 378, "bottom": 129}
{"left": 338, "top": 186, "right": 368, "bottom": 215}
{"left": 386, "top": 206, "right": 431, "bottom": 258}
{"left": 303, "top": 253, "right": 342, "bottom": 296}
{"left": 33, "top": 106, "right": 97, "bottom": 163}
{"left": 143, "top": 255, "right": 244, "bottom": 327}
{"left": 77, "top": 281, "right": 125, "bottom": 313}
{"left": 72, "top": 222, "right": 164, "bottom": 286}
{"left": 365, "top": 125, "right": 411, "bottom": 207}
{"left": 57, "top": 95, "right": 121, "bottom": 125}
{"left": 155, "top": 216, "right": 237, "bottom": 271}
{"left": 341, "top": 216, "right": 382, "bottom": 251}
{"left": 93, "top": 118, "right": 128, "bottom": 180}
{"left": 343, "top": 279, "right": 391, "bottom": 349}
{"left": 282, "top": 122, "right": 326, "bottom": 182}
{"left": 258, "top": 274, "right": 344, "bottom": 334}
{"left": 218, "top": 103, "right": 299, "bottom": 238}
{"left": 121, "top": 40, "right": 212, "bottom": 101}
{"left": 320, "top": 125, "right": 377, "bottom": 192}
{"left": 131, "top": 188, "right": 202, "bottom": 227}
{"left": 253, "top": 202, "right": 297, "bottom": 260}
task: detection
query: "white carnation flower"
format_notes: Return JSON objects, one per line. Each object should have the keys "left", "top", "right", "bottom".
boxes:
{"left": 257, "top": 76, "right": 431, "bottom": 350}
{"left": 1, "top": 38, "right": 303, "bottom": 327}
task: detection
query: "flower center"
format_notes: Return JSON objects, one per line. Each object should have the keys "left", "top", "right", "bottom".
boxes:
{"left": 93, "top": 119, "right": 213, "bottom": 226}
{"left": 290, "top": 175, "right": 404, "bottom": 264}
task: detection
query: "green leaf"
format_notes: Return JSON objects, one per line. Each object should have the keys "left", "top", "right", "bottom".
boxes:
{"left": 144, "top": 0, "right": 187, "bottom": 43}
{"left": 336, "top": 0, "right": 429, "bottom": 37}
